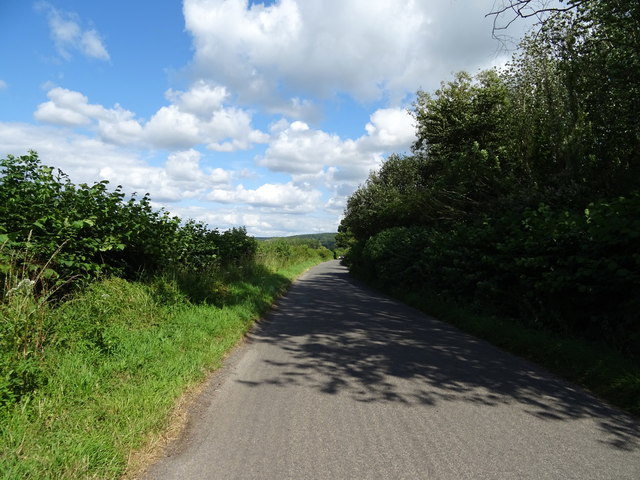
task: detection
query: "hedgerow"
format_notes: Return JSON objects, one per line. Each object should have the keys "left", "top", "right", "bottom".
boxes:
{"left": 0, "top": 151, "right": 255, "bottom": 293}
{"left": 339, "top": 1, "right": 640, "bottom": 356}
{"left": 0, "top": 151, "right": 266, "bottom": 409}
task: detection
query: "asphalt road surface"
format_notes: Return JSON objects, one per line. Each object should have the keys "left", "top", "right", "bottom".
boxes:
{"left": 143, "top": 260, "right": 640, "bottom": 479}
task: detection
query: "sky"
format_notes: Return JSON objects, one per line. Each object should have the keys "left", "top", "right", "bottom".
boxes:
{"left": 0, "top": 0, "right": 539, "bottom": 237}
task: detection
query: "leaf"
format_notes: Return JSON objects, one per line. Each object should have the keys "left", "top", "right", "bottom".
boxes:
{"left": 42, "top": 268, "right": 58, "bottom": 279}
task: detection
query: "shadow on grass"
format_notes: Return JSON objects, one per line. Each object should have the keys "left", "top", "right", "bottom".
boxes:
{"left": 239, "top": 261, "right": 640, "bottom": 453}
{"left": 165, "top": 263, "right": 292, "bottom": 309}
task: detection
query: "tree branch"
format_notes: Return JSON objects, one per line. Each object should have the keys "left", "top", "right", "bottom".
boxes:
{"left": 487, "top": 1, "right": 585, "bottom": 41}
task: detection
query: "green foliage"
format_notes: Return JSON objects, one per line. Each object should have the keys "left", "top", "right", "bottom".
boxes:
{"left": 349, "top": 194, "right": 640, "bottom": 353}
{"left": 257, "top": 238, "right": 333, "bottom": 271}
{"left": 0, "top": 152, "right": 258, "bottom": 291}
{"left": 0, "top": 151, "right": 263, "bottom": 409}
{"left": 259, "top": 232, "right": 338, "bottom": 251}
{"left": 341, "top": 2, "right": 640, "bottom": 356}
{"left": 0, "top": 288, "right": 49, "bottom": 408}
{"left": 0, "top": 245, "right": 325, "bottom": 478}
{"left": 0, "top": 274, "right": 250, "bottom": 478}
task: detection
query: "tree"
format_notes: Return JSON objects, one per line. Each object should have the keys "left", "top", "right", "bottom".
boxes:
{"left": 338, "top": 0, "right": 640, "bottom": 354}
{"left": 412, "top": 70, "right": 511, "bottom": 212}
{"left": 502, "top": 0, "right": 640, "bottom": 202}
{"left": 487, "top": 0, "right": 585, "bottom": 40}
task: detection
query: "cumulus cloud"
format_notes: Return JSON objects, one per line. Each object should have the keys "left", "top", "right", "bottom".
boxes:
{"left": 0, "top": 122, "right": 235, "bottom": 203}
{"left": 0, "top": 120, "right": 326, "bottom": 233}
{"left": 37, "top": 2, "right": 110, "bottom": 61}
{"left": 360, "top": 108, "right": 417, "bottom": 152}
{"left": 33, "top": 84, "right": 268, "bottom": 151}
{"left": 183, "top": 0, "right": 518, "bottom": 107}
{"left": 258, "top": 107, "right": 416, "bottom": 208}
{"left": 174, "top": 205, "right": 339, "bottom": 237}
{"left": 207, "top": 182, "right": 322, "bottom": 212}
{"left": 165, "top": 81, "right": 228, "bottom": 117}
{"left": 145, "top": 105, "right": 201, "bottom": 149}
{"left": 259, "top": 120, "right": 348, "bottom": 174}
{"left": 34, "top": 87, "right": 109, "bottom": 126}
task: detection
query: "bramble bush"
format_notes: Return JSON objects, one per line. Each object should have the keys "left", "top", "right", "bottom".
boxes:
{"left": 0, "top": 151, "right": 264, "bottom": 408}
{"left": 0, "top": 151, "right": 335, "bottom": 410}
{"left": 0, "top": 152, "right": 258, "bottom": 292}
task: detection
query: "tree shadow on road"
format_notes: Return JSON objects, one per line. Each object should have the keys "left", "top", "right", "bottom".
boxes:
{"left": 239, "top": 262, "right": 640, "bottom": 453}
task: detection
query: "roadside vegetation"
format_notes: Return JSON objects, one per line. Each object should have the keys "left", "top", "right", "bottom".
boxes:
{"left": 338, "top": 0, "right": 640, "bottom": 415}
{"left": 258, "top": 232, "right": 339, "bottom": 252}
{"left": 0, "top": 151, "right": 333, "bottom": 479}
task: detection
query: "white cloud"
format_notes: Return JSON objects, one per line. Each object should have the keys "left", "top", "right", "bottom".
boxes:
{"left": 37, "top": 2, "right": 110, "bottom": 61}
{"left": 207, "top": 182, "right": 322, "bottom": 212}
{"left": 34, "top": 98, "right": 91, "bottom": 126}
{"left": 165, "top": 149, "right": 233, "bottom": 185}
{"left": 145, "top": 105, "right": 201, "bottom": 149}
{"left": 259, "top": 120, "right": 347, "bottom": 174}
{"left": 183, "top": 0, "right": 522, "bottom": 108}
{"left": 254, "top": 107, "right": 416, "bottom": 218}
{"left": 80, "top": 29, "right": 110, "bottom": 61}
{"left": 33, "top": 84, "right": 268, "bottom": 152}
{"left": 97, "top": 112, "right": 144, "bottom": 146}
{"left": 34, "top": 87, "right": 107, "bottom": 126}
{"left": 205, "top": 107, "right": 269, "bottom": 151}
{"left": 0, "top": 80, "right": 7, "bottom": 90}
{"left": 359, "top": 108, "right": 416, "bottom": 152}
{"left": 165, "top": 81, "right": 228, "bottom": 117}
{"left": 175, "top": 205, "right": 339, "bottom": 237}
{"left": 0, "top": 122, "right": 234, "bottom": 204}
{"left": 258, "top": 107, "right": 415, "bottom": 201}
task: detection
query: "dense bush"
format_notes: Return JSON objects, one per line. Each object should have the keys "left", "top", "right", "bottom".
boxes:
{"left": 340, "top": 1, "right": 640, "bottom": 355}
{"left": 349, "top": 194, "right": 640, "bottom": 353}
{"left": 0, "top": 152, "right": 258, "bottom": 293}
{"left": 0, "top": 151, "right": 265, "bottom": 407}
{"left": 257, "top": 238, "right": 333, "bottom": 271}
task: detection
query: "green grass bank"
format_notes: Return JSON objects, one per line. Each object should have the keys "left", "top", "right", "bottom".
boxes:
{"left": 0, "top": 257, "right": 327, "bottom": 480}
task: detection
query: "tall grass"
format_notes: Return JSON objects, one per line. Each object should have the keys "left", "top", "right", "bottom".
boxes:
{"left": 0, "top": 243, "right": 330, "bottom": 479}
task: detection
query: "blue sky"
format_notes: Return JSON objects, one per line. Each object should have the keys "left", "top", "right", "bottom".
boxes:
{"left": 0, "top": 0, "right": 537, "bottom": 236}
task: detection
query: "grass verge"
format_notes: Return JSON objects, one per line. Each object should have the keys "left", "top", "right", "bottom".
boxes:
{"left": 0, "top": 259, "right": 323, "bottom": 480}
{"left": 396, "top": 288, "right": 640, "bottom": 417}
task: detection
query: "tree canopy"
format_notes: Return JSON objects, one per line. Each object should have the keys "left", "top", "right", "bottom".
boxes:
{"left": 339, "top": 1, "right": 640, "bottom": 354}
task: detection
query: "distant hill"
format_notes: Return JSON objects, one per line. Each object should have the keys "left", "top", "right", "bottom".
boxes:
{"left": 256, "top": 232, "right": 337, "bottom": 250}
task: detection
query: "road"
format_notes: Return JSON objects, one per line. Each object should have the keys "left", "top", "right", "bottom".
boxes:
{"left": 143, "top": 260, "right": 640, "bottom": 479}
